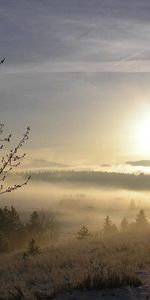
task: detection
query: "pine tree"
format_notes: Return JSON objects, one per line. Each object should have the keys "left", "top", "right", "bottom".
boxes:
{"left": 26, "top": 239, "right": 40, "bottom": 256}
{"left": 103, "top": 216, "right": 117, "bottom": 235}
{"left": 0, "top": 206, "right": 22, "bottom": 234}
{"left": 29, "top": 211, "right": 41, "bottom": 233}
{"left": 39, "top": 211, "right": 58, "bottom": 240}
{"left": 0, "top": 231, "right": 9, "bottom": 253}
{"left": 9, "top": 206, "right": 22, "bottom": 232}
{"left": 129, "top": 199, "right": 136, "bottom": 210}
{"left": 120, "top": 217, "right": 128, "bottom": 232}
{"left": 135, "top": 209, "right": 148, "bottom": 229}
{"left": 77, "top": 225, "right": 90, "bottom": 240}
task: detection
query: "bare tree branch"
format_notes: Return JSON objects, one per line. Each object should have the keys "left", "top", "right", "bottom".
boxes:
{"left": 0, "top": 125, "right": 31, "bottom": 195}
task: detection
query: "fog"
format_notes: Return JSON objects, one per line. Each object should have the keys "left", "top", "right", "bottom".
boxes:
{"left": 1, "top": 171, "right": 150, "bottom": 233}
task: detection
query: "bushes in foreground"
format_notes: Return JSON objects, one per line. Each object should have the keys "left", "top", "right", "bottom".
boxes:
{"left": 0, "top": 206, "right": 150, "bottom": 298}
{"left": 0, "top": 231, "right": 147, "bottom": 299}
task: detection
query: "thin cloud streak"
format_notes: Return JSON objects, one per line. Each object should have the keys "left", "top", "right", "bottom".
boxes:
{"left": 126, "top": 160, "right": 150, "bottom": 167}
{"left": 2, "top": 60, "right": 150, "bottom": 75}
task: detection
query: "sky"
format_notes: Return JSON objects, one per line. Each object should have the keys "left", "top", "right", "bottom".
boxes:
{"left": 1, "top": 0, "right": 150, "bottom": 170}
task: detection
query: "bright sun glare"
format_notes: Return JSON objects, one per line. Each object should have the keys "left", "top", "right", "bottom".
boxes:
{"left": 134, "top": 117, "right": 150, "bottom": 155}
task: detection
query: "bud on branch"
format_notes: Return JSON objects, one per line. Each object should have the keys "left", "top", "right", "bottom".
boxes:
{"left": 0, "top": 125, "right": 31, "bottom": 195}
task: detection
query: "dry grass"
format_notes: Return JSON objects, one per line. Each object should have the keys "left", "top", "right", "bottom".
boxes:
{"left": 1, "top": 232, "right": 150, "bottom": 299}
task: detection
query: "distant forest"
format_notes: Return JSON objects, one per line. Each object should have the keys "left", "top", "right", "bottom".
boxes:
{"left": 20, "top": 170, "right": 150, "bottom": 191}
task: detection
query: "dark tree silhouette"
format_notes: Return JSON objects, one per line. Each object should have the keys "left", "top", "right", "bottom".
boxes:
{"left": 77, "top": 225, "right": 90, "bottom": 240}
{"left": 120, "top": 217, "right": 128, "bottom": 232}
{"left": 0, "top": 231, "right": 9, "bottom": 252}
{"left": 0, "top": 206, "right": 22, "bottom": 234}
{"left": 0, "top": 124, "right": 31, "bottom": 195}
{"left": 135, "top": 209, "right": 148, "bottom": 228}
{"left": 29, "top": 211, "right": 41, "bottom": 233}
{"left": 38, "top": 210, "right": 58, "bottom": 240}
{"left": 26, "top": 238, "right": 40, "bottom": 256}
{"left": 103, "top": 216, "right": 117, "bottom": 235}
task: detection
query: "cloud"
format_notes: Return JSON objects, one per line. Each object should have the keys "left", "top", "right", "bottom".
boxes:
{"left": 1, "top": 0, "right": 150, "bottom": 66}
{"left": 126, "top": 160, "right": 150, "bottom": 167}
{"left": 2, "top": 0, "right": 150, "bottom": 165}
{"left": 100, "top": 164, "right": 110, "bottom": 167}
{"left": 4, "top": 60, "right": 150, "bottom": 74}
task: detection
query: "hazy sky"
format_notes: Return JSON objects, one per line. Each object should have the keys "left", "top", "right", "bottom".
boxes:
{"left": 1, "top": 0, "right": 150, "bottom": 168}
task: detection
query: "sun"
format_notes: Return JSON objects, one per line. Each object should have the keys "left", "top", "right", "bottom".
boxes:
{"left": 134, "top": 117, "right": 150, "bottom": 155}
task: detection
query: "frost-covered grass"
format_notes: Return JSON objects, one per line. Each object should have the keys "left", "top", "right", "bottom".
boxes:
{"left": 1, "top": 232, "right": 150, "bottom": 299}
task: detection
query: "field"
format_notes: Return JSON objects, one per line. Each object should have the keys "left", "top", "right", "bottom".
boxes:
{"left": 1, "top": 180, "right": 150, "bottom": 299}
{"left": 1, "top": 230, "right": 150, "bottom": 299}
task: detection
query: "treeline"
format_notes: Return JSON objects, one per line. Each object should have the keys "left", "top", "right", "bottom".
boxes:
{"left": 0, "top": 206, "right": 58, "bottom": 252}
{"left": 21, "top": 170, "right": 150, "bottom": 191}
{"left": 77, "top": 209, "right": 149, "bottom": 239}
{"left": 0, "top": 206, "right": 150, "bottom": 253}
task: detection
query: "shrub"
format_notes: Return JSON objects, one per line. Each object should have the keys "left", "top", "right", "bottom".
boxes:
{"left": 77, "top": 225, "right": 90, "bottom": 240}
{"left": 26, "top": 238, "right": 41, "bottom": 256}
